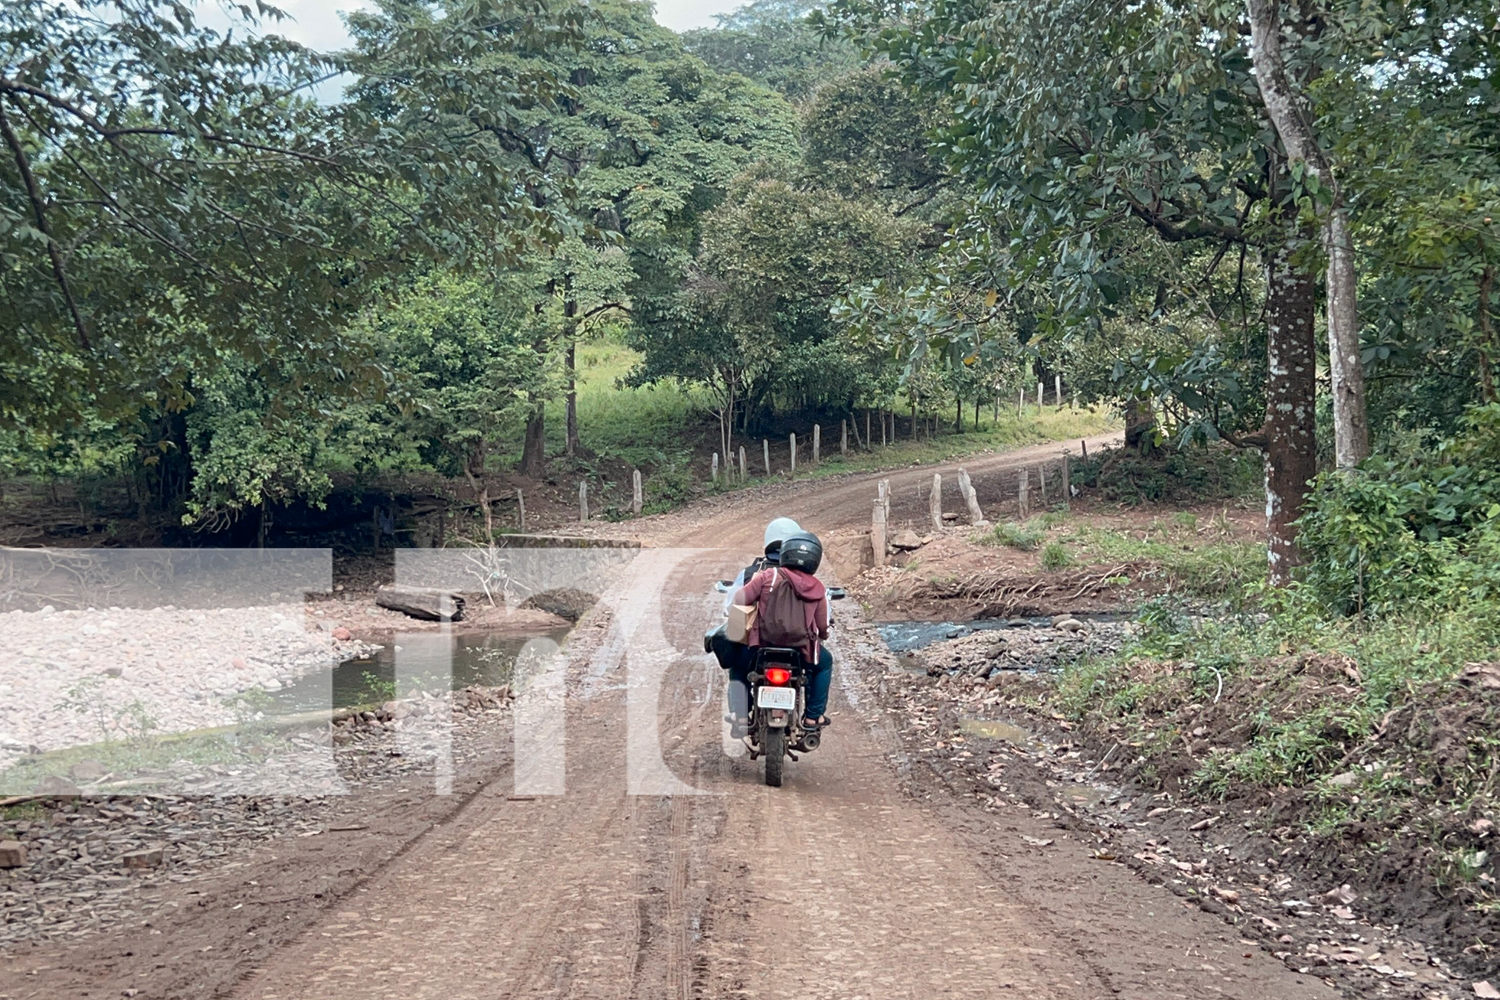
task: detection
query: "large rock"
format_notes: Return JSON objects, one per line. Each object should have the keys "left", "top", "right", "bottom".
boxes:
{"left": 522, "top": 588, "right": 597, "bottom": 623}
{"left": 890, "top": 529, "right": 925, "bottom": 551}
{"left": 375, "top": 585, "right": 466, "bottom": 622}
{"left": 122, "top": 847, "right": 164, "bottom": 869}
{"left": 0, "top": 841, "right": 26, "bottom": 869}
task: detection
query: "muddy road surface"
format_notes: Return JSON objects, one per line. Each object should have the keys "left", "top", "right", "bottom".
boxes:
{"left": 5, "top": 433, "right": 1349, "bottom": 1000}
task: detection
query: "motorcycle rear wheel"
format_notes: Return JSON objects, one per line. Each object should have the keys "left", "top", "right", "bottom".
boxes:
{"left": 763, "top": 728, "right": 786, "bottom": 787}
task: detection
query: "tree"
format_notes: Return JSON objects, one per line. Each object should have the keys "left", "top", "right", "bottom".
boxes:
{"left": 629, "top": 171, "right": 921, "bottom": 454}
{"left": 1245, "top": 0, "right": 1368, "bottom": 468}
{"left": 824, "top": 0, "right": 1322, "bottom": 583}
{"left": 350, "top": 0, "right": 797, "bottom": 477}
{"left": 682, "top": 0, "right": 860, "bottom": 99}
{"left": 1, "top": 0, "right": 573, "bottom": 444}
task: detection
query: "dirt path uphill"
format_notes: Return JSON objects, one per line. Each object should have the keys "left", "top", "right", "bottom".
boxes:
{"left": 5, "top": 431, "right": 1355, "bottom": 1000}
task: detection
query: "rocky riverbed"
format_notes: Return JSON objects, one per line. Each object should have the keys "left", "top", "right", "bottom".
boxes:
{"left": 0, "top": 603, "right": 379, "bottom": 775}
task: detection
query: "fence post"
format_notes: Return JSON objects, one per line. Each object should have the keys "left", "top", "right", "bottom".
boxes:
{"left": 958, "top": 467, "right": 986, "bottom": 524}
{"left": 866, "top": 410, "right": 872, "bottom": 450}
{"left": 1039, "top": 463, "right": 1048, "bottom": 506}
{"left": 788, "top": 433, "right": 797, "bottom": 475}
{"left": 1019, "top": 468, "right": 1030, "bottom": 519}
{"left": 579, "top": 481, "right": 588, "bottom": 522}
{"left": 632, "top": 470, "right": 642, "bottom": 516}
{"left": 930, "top": 473, "right": 944, "bottom": 531}
{"left": 1081, "top": 438, "right": 1088, "bottom": 462}
{"left": 872, "top": 498, "right": 887, "bottom": 569}
{"left": 1061, "top": 453, "right": 1071, "bottom": 508}
{"left": 1055, "top": 374, "right": 1063, "bottom": 408}
{"left": 712, "top": 452, "right": 719, "bottom": 484}
{"left": 739, "top": 446, "right": 747, "bottom": 482}
{"left": 518, "top": 490, "right": 525, "bottom": 532}
{"left": 1037, "top": 381, "right": 1044, "bottom": 411}
{"left": 841, "top": 419, "right": 848, "bottom": 456}
{"left": 882, "top": 478, "right": 891, "bottom": 522}
{"left": 813, "top": 424, "right": 821, "bottom": 464}
{"left": 1017, "top": 387, "right": 1024, "bottom": 419}
{"left": 881, "top": 412, "right": 888, "bottom": 447}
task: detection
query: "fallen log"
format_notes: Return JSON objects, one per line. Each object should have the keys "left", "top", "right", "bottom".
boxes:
{"left": 375, "top": 585, "right": 466, "bottom": 622}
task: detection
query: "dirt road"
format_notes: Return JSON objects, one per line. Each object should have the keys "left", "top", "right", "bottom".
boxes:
{"left": 4, "top": 433, "right": 1352, "bottom": 999}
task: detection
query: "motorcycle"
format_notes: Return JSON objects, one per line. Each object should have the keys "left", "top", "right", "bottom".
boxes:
{"left": 710, "top": 579, "right": 846, "bottom": 787}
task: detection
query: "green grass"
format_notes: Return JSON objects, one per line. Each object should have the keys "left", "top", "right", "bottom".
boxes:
{"left": 1059, "top": 522, "right": 1262, "bottom": 599}
{"left": 985, "top": 521, "right": 1046, "bottom": 550}
{"left": 1041, "top": 541, "right": 1076, "bottom": 569}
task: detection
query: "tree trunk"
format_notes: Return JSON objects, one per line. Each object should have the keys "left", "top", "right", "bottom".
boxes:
{"left": 1124, "top": 398, "right": 1158, "bottom": 454}
{"left": 463, "top": 440, "right": 494, "bottom": 540}
{"left": 565, "top": 338, "right": 578, "bottom": 458}
{"left": 1246, "top": 0, "right": 1368, "bottom": 467}
{"left": 564, "top": 289, "right": 579, "bottom": 458}
{"left": 1263, "top": 242, "right": 1319, "bottom": 586}
{"left": 1480, "top": 265, "right": 1496, "bottom": 403}
{"left": 520, "top": 402, "right": 546, "bottom": 478}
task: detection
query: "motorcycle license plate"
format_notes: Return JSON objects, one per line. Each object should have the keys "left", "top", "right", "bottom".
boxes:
{"left": 757, "top": 686, "right": 796, "bottom": 710}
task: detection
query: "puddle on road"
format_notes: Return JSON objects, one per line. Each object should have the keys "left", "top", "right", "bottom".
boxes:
{"left": 876, "top": 611, "right": 1126, "bottom": 653}
{"left": 274, "top": 627, "right": 573, "bottom": 712}
{"left": 958, "top": 718, "right": 1036, "bottom": 750}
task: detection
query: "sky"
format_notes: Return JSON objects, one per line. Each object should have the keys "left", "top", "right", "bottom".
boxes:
{"left": 245, "top": 0, "right": 741, "bottom": 52}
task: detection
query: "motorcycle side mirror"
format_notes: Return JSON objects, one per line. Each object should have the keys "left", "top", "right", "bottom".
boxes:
{"left": 827, "top": 587, "right": 847, "bottom": 600}
{"left": 713, "top": 580, "right": 734, "bottom": 594}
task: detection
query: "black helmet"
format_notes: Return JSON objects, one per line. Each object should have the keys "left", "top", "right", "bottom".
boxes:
{"left": 778, "top": 532, "right": 822, "bottom": 574}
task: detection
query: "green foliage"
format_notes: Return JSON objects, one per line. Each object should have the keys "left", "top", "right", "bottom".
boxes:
{"left": 1040, "top": 541, "right": 1075, "bottom": 569}
{"left": 985, "top": 521, "right": 1044, "bottom": 551}
{"left": 1296, "top": 404, "right": 1500, "bottom": 615}
{"left": 1072, "top": 445, "right": 1263, "bottom": 506}
{"left": 682, "top": 0, "right": 860, "bottom": 99}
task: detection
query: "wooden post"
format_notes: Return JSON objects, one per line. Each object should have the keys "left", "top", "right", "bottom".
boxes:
{"left": 579, "top": 481, "right": 588, "bottom": 522}
{"left": 632, "top": 470, "right": 642, "bottom": 516}
{"left": 712, "top": 452, "right": 719, "bottom": 483}
{"left": 1055, "top": 374, "right": 1063, "bottom": 408}
{"left": 1039, "top": 463, "right": 1048, "bottom": 506}
{"left": 957, "top": 467, "right": 985, "bottom": 524}
{"left": 739, "top": 446, "right": 747, "bottom": 481}
{"left": 1081, "top": 438, "right": 1088, "bottom": 462}
{"left": 841, "top": 419, "right": 848, "bottom": 455}
{"left": 865, "top": 410, "right": 872, "bottom": 450}
{"left": 880, "top": 412, "right": 888, "bottom": 447}
{"left": 763, "top": 439, "right": 771, "bottom": 475}
{"left": 813, "top": 424, "right": 821, "bottom": 464}
{"left": 872, "top": 498, "right": 887, "bottom": 569}
{"left": 789, "top": 433, "right": 797, "bottom": 474}
{"left": 930, "top": 473, "right": 944, "bottom": 532}
{"left": 517, "top": 490, "right": 525, "bottom": 532}
{"left": 889, "top": 411, "right": 896, "bottom": 444}
{"left": 1019, "top": 468, "right": 1030, "bottom": 518}
{"left": 1061, "top": 453, "right": 1071, "bottom": 507}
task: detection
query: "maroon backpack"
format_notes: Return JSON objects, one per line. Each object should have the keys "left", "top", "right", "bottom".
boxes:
{"left": 758, "top": 569, "right": 811, "bottom": 648}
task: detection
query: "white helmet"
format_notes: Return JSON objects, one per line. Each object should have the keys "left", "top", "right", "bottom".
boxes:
{"left": 763, "top": 517, "right": 802, "bottom": 554}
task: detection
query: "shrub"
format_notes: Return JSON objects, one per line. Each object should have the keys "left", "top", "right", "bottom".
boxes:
{"left": 1296, "top": 404, "right": 1500, "bottom": 615}
{"left": 986, "top": 521, "right": 1045, "bottom": 550}
{"left": 1071, "top": 444, "right": 1262, "bottom": 505}
{"left": 1041, "top": 541, "right": 1075, "bottom": 569}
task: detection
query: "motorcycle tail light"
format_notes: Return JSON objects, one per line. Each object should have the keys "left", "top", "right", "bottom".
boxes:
{"left": 764, "top": 667, "right": 791, "bottom": 686}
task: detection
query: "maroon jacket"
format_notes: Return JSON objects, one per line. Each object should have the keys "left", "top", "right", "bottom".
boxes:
{"left": 735, "top": 566, "right": 829, "bottom": 663}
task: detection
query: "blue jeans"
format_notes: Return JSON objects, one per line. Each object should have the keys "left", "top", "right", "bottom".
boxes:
{"left": 726, "top": 646, "right": 833, "bottom": 722}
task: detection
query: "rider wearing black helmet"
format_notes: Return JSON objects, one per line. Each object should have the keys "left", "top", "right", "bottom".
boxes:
{"left": 731, "top": 529, "right": 834, "bottom": 735}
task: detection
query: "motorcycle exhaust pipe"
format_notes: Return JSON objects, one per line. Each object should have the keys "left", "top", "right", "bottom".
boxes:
{"left": 801, "top": 732, "right": 820, "bottom": 751}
